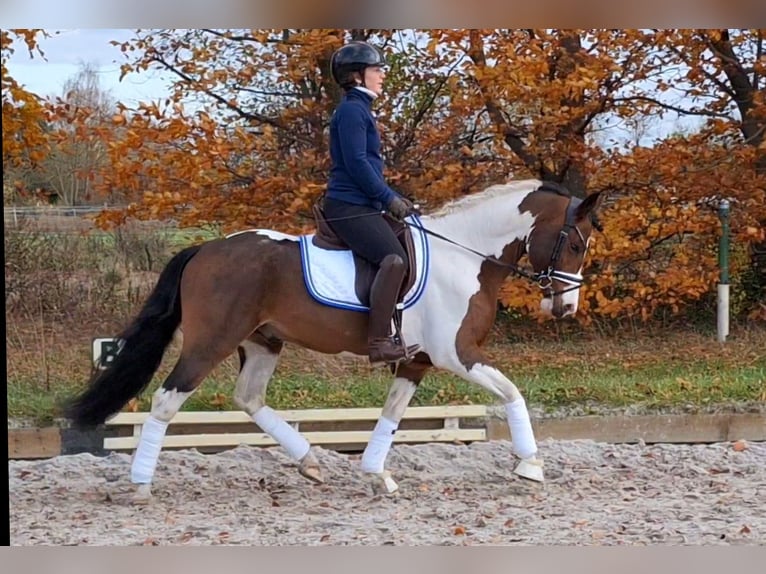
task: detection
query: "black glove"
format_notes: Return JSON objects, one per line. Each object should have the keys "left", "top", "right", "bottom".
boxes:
{"left": 388, "top": 196, "right": 416, "bottom": 220}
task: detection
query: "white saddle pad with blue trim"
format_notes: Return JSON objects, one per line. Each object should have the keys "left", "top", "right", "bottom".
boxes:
{"left": 298, "top": 214, "right": 430, "bottom": 312}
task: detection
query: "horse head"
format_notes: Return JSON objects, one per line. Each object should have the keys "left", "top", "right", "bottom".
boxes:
{"left": 521, "top": 182, "right": 605, "bottom": 319}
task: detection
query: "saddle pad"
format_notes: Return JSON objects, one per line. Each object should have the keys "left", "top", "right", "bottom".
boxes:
{"left": 299, "top": 213, "right": 430, "bottom": 312}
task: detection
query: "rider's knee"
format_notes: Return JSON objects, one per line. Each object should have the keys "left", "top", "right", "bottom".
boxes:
{"left": 380, "top": 253, "right": 407, "bottom": 273}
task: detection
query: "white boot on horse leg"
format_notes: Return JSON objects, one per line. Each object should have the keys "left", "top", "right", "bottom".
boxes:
{"left": 249, "top": 405, "right": 320, "bottom": 483}
{"left": 361, "top": 416, "right": 400, "bottom": 495}
{"left": 130, "top": 387, "right": 193, "bottom": 505}
{"left": 506, "top": 397, "right": 544, "bottom": 483}
{"left": 452, "top": 361, "right": 545, "bottom": 483}
{"left": 131, "top": 416, "right": 167, "bottom": 505}
{"left": 360, "top": 376, "right": 419, "bottom": 495}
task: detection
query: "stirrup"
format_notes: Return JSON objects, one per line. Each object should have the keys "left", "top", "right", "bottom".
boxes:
{"left": 368, "top": 337, "right": 421, "bottom": 366}
{"left": 392, "top": 328, "right": 421, "bottom": 362}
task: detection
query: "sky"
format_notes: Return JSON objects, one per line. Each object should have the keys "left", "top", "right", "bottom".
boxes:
{"left": 5, "top": 29, "right": 173, "bottom": 105}
{"left": 5, "top": 29, "right": 706, "bottom": 148}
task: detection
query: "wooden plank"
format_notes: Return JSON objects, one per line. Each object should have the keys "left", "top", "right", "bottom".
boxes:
{"left": 105, "top": 405, "right": 488, "bottom": 426}
{"left": 8, "top": 428, "right": 61, "bottom": 459}
{"left": 104, "top": 428, "right": 487, "bottom": 451}
{"left": 444, "top": 417, "right": 460, "bottom": 430}
{"left": 487, "top": 413, "right": 766, "bottom": 444}
{"left": 537, "top": 414, "right": 728, "bottom": 443}
{"left": 727, "top": 413, "right": 766, "bottom": 441}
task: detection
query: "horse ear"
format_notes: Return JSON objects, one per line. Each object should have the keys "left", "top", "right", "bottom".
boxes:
{"left": 574, "top": 191, "right": 605, "bottom": 222}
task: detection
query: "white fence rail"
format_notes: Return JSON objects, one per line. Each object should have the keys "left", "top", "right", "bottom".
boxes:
{"left": 104, "top": 405, "right": 490, "bottom": 452}
{"left": 4, "top": 205, "right": 124, "bottom": 226}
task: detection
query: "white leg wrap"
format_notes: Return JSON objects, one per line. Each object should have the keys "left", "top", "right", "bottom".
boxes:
{"left": 505, "top": 398, "right": 537, "bottom": 459}
{"left": 131, "top": 416, "right": 169, "bottom": 484}
{"left": 253, "top": 406, "right": 310, "bottom": 461}
{"left": 361, "top": 416, "right": 398, "bottom": 473}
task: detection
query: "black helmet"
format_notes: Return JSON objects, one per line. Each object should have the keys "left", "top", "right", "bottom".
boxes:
{"left": 330, "top": 41, "right": 387, "bottom": 89}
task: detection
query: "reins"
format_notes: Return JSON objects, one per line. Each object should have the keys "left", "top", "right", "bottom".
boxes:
{"left": 319, "top": 209, "right": 586, "bottom": 297}
{"left": 403, "top": 217, "right": 585, "bottom": 296}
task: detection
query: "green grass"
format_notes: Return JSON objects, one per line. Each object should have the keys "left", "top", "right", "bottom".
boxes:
{"left": 519, "top": 360, "right": 765, "bottom": 411}
{"left": 7, "top": 331, "right": 765, "bottom": 426}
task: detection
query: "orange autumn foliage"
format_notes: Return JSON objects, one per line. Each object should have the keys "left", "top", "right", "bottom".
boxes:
{"left": 6, "top": 29, "right": 765, "bottom": 324}
{"left": 2, "top": 30, "right": 50, "bottom": 169}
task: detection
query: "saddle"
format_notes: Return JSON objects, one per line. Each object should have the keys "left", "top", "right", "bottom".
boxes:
{"left": 311, "top": 203, "right": 418, "bottom": 307}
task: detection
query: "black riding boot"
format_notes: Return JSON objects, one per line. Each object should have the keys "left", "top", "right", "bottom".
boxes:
{"left": 367, "top": 254, "right": 421, "bottom": 364}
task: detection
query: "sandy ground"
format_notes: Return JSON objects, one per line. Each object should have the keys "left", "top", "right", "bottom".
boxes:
{"left": 9, "top": 438, "right": 765, "bottom": 546}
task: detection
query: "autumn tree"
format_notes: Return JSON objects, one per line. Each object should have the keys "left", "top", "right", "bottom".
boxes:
{"left": 2, "top": 29, "right": 50, "bottom": 202}
{"left": 650, "top": 29, "right": 766, "bottom": 315}
{"left": 430, "top": 29, "right": 764, "bottom": 321}
{"left": 39, "top": 62, "right": 115, "bottom": 205}
{"left": 94, "top": 29, "right": 491, "bottom": 232}
{"left": 583, "top": 29, "right": 766, "bottom": 321}
{"left": 86, "top": 28, "right": 764, "bottom": 324}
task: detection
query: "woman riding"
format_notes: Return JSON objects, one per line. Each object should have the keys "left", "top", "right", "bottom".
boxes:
{"left": 322, "top": 40, "right": 420, "bottom": 365}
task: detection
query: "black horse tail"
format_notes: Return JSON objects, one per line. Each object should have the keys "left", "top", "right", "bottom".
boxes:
{"left": 64, "top": 244, "right": 203, "bottom": 428}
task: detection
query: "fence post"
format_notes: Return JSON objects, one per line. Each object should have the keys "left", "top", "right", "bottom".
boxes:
{"left": 717, "top": 199, "right": 730, "bottom": 343}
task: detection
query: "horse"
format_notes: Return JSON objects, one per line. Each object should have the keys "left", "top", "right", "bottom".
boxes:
{"left": 65, "top": 178, "right": 605, "bottom": 504}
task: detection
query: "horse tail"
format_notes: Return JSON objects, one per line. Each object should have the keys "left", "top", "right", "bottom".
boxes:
{"left": 64, "top": 244, "right": 203, "bottom": 428}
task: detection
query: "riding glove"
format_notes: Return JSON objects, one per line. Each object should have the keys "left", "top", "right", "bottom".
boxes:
{"left": 388, "top": 196, "right": 416, "bottom": 220}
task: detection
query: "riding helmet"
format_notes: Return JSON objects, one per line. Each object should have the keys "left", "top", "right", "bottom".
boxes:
{"left": 330, "top": 41, "right": 387, "bottom": 89}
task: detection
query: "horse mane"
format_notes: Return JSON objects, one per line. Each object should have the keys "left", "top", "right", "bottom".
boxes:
{"left": 428, "top": 179, "right": 544, "bottom": 217}
{"left": 424, "top": 178, "right": 603, "bottom": 231}
{"left": 538, "top": 180, "right": 604, "bottom": 231}
{"left": 536, "top": 180, "right": 572, "bottom": 197}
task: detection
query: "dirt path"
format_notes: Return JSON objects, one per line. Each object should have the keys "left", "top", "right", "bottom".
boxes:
{"left": 9, "top": 439, "right": 765, "bottom": 545}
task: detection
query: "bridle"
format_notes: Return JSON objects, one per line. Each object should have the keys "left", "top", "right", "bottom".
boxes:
{"left": 530, "top": 198, "right": 588, "bottom": 297}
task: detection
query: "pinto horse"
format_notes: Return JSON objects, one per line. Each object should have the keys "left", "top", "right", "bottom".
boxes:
{"left": 65, "top": 178, "right": 604, "bottom": 504}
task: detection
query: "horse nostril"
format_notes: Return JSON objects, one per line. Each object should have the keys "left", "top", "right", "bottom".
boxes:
{"left": 564, "top": 303, "right": 575, "bottom": 314}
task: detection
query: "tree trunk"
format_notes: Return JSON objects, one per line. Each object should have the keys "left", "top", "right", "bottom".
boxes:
{"left": 707, "top": 30, "right": 766, "bottom": 301}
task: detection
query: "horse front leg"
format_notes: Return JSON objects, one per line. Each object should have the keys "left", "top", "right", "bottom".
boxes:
{"left": 446, "top": 349, "right": 544, "bottom": 483}
{"left": 361, "top": 361, "right": 430, "bottom": 495}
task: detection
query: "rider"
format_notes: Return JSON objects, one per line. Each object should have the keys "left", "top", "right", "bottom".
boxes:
{"left": 323, "top": 40, "right": 421, "bottom": 365}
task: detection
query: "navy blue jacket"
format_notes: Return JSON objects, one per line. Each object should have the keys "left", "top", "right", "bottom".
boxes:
{"left": 325, "top": 88, "right": 399, "bottom": 210}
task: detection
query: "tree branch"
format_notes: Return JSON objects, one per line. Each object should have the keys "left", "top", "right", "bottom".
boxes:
{"left": 150, "top": 56, "right": 284, "bottom": 127}
{"left": 666, "top": 40, "right": 736, "bottom": 98}
{"left": 390, "top": 60, "right": 460, "bottom": 164}
{"left": 200, "top": 29, "right": 281, "bottom": 44}
{"left": 755, "top": 29, "right": 763, "bottom": 91}
{"left": 612, "top": 95, "right": 732, "bottom": 118}
{"left": 233, "top": 86, "right": 305, "bottom": 98}
{"left": 466, "top": 30, "right": 555, "bottom": 181}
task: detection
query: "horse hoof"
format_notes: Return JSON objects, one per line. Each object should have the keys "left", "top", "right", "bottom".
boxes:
{"left": 298, "top": 452, "right": 324, "bottom": 484}
{"left": 514, "top": 457, "right": 544, "bottom": 483}
{"left": 132, "top": 484, "right": 153, "bottom": 505}
{"left": 366, "top": 471, "right": 399, "bottom": 496}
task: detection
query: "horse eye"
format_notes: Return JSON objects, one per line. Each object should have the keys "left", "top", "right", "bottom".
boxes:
{"left": 569, "top": 242, "right": 581, "bottom": 254}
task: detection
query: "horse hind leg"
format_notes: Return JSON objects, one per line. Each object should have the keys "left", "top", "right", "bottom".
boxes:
{"left": 130, "top": 351, "right": 219, "bottom": 504}
{"left": 233, "top": 337, "right": 323, "bottom": 484}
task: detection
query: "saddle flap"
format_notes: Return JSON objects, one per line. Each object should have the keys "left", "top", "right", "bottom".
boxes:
{"left": 312, "top": 204, "right": 348, "bottom": 250}
{"left": 394, "top": 217, "right": 417, "bottom": 300}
